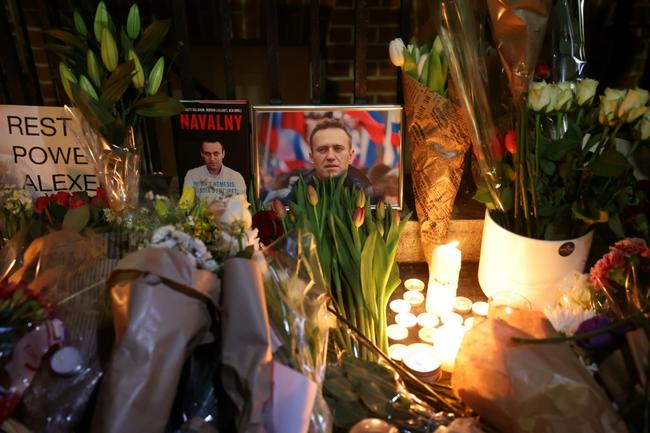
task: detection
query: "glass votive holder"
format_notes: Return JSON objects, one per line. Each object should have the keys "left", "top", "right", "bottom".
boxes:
{"left": 395, "top": 312, "right": 417, "bottom": 328}
{"left": 440, "top": 311, "right": 463, "bottom": 327}
{"left": 389, "top": 299, "right": 411, "bottom": 314}
{"left": 404, "top": 278, "right": 425, "bottom": 291}
{"left": 488, "top": 291, "right": 532, "bottom": 320}
{"left": 471, "top": 301, "right": 489, "bottom": 317}
{"left": 416, "top": 312, "right": 439, "bottom": 328}
{"left": 453, "top": 296, "right": 473, "bottom": 314}
{"left": 403, "top": 290, "right": 425, "bottom": 306}
{"left": 388, "top": 344, "right": 408, "bottom": 361}
{"left": 349, "top": 418, "right": 399, "bottom": 433}
{"left": 386, "top": 324, "right": 408, "bottom": 341}
{"left": 417, "top": 327, "right": 436, "bottom": 344}
{"left": 402, "top": 343, "right": 442, "bottom": 383}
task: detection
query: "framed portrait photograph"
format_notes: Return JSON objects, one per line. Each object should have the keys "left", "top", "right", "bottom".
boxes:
{"left": 252, "top": 105, "right": 403, "bottom": 208}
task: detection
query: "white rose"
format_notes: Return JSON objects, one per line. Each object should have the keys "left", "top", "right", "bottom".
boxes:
{"left": 598, "top": 88, "right": 626, "bottom": 126}
{"left": 527, "top": 81, "right": 551, "bottom": 112}
{"left": 634, "top": 110, "right": 650, "bottom": 141}
{"left": 575, "top": 78, "right": 598, "bottom": 106}
{"left": 545, "top": 83, "right": 561, "bottom": 113}
{"left": 555, "top": 82, "right": 575, "bottom": 112}
{"left": 220, "top": 195, "right": 252, "bottom": 228}
{"left": 617, "top": 87, "right": 649, "bottom": 123}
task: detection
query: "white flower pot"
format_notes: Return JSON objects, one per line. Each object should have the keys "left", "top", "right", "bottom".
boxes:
{"left": 477, "top": 210, "right": 593, "bottom": 311}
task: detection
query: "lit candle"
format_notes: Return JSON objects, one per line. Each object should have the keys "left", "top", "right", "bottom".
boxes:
{"left": 403, "top": 290, "right": 425, "bottom": 306}
{"left": 472, "top": 301, "right": 489, "bottom": 317}
{"left": 402, "top": 343, "right": 442, "bottom": 383}
{"left": 388, "top": 344, "right": 408, "bottom": 361}
{"left": 404, "top": 278, "right": 425, "bottom": 291}
{"left": 464, "top": 316, "right": 474, "bottom": 330}
{"left": 416, "top": 312, "right": 439, "bottom": 328}
{"left": 395, "top": 312, "right": 417, "bottom": 328}
{"left": 433, "top": 324, "right": 466, "bottom": 373}
{"left": 418, "top": 327, "right": 436, "bottom": 343}
{"left": 386, "top": 324, "right": 408, "bottom": 341}
{"left": 389, "top": 299, "right": 411, "bottom": 314}
{"left": 426, "top": 242, "right": 462, "bottom": 315}
{"left": 440, "top": 311, "right": 463, "bottom": 327}
{"left": 453, "top": 296, "right": 472, "bottom": 314}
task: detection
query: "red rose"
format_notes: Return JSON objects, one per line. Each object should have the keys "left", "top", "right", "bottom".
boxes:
{"left": 91, "top": 187, "right": 109, "bottom": 207}
{"left": 69, "top": 197, "right": 86, "bottom": 209}
{"left": 52, "top": 191, "right": 71, "bottom": 207}
{"left": 504, "top": 128, "right": 517, "bottom": 154}
{"left": 35, "top": 196, "right": 51, "bottom": 214}
{"left": 252, "top": 210, "right": 284, "bottom": 246}
{"left": 535, "top": 63, "right": 550, "bottom": 79}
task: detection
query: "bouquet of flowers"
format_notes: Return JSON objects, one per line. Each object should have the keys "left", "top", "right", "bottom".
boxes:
{"left": 0, "top": 187, "right": 33, "bottom": 245}
{"left": 33, "top": 187, "right": 110, "bottom": 233}
{"left": 440, "top": 0, "right": 648, "bottom": 240}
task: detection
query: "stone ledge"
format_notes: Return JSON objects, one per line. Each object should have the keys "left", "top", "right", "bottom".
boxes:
{"left": 396, "top": 219, "right": 484, "bottom": 263}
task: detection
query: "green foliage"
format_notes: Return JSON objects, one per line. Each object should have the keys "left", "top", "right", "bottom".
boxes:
{"left": 45, "top": 1, "right": 182, "bottom": 146}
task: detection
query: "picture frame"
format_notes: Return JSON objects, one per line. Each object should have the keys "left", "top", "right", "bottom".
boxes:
{"left": 252, "top": 105, "right": 403, "bottom": 208}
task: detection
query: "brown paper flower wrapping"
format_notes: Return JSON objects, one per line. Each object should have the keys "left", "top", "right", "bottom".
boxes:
{"left": 221, "top": 258, "right": 273, "bottom": 433}
{"left": 403, "top": 74, "right": 471, "bottom": 262}
{"left": 91, "top": 248, "right": 220, "bottom": 433}
{"left": 452, "top": 311, "right": 628, "bottom": 433}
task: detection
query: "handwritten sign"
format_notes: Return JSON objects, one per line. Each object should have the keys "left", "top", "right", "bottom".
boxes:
{"left": 0, "top": 105, "right": 98, "bottom": 196}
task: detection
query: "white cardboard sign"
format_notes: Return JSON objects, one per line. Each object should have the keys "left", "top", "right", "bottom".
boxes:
{"left": 0, "top": 104, "right": 98, "bottom": 196}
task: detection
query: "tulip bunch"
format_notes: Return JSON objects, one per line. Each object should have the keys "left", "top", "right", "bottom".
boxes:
{"left": 476, "top": 77, "right": 649, "bottom": 239}
{"left": 289, "top": 177, "right": 409, "bottom": 356}
{"left": 389, "top": 36, "right": 448, "bottom": 96}
{"left": 46, "top": 2, "right": 183, "bottom": 145}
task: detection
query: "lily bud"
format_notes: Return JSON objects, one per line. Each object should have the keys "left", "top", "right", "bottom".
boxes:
{"left": 353, "top": 207, "right": 365, "bottom": 228}
{"left": 127, "top": 49, "right": 145, "bottom": 89}
{"left": 528, "top": 81, "right": 551, "bottom": 112}
{"left": 575, "top": 78, "right": 598, "bottom": 106}
{"left": 307, "top": 185, "right": 318, "bottom": 206}
{"left": 100, "top": 28, "right": 118, "bottom": 72}
{"left": 93, "top": 1, "right": 110, "bottom": 42}
{"left": 271, "top": 198, "right": 286, "bottom": 217}
{"left": 59, "top": 62, "right": 77, "bottom": 102}
{"left": 73, "top": 10, "right": 87, "bottom": 39}
{"left": 428, "top": 48, "right": 443, "bottom": 94}
{"left": 388, "top": 38, "right": 405, "bottom": 67}
{"left": 86, "top": 50, "right": 102, "bottom": 87}
{"left": 146, "top": 56, "right": 165, "bottom": 95}
{"left": 598, "top": 88, "right": 626, "bottom": 126}
{"left": 356, "top": 189, "right": 365, "bottom": 208}
{"left": 79, "top": 74, "right": 98, "bottom": 100}
{"left": 375, "top": 201, "right": 385, "bottom": 221}
{"left": 504, "top": 128, "right": 517, "bottom": 154}
{"left": 126, "top": 3, "right": 141, "bottom": 40}
{"left": 617, "top": 88, "right": 649, "bottom": 123}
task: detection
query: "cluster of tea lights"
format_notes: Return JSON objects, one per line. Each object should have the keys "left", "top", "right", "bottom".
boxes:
{"left": 386, "top": 242, "right": 489, "bottom": 379}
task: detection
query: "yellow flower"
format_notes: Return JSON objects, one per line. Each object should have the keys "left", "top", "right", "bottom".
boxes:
{"left": 179, "top": 187, "right": 195, "bottom": 211}
{"left": 575, "top": 78, "right": 598, "bottom": 106}
{"left": 598, "top": 88, "right": 626, "bottom": 126}
{"left": 617, "top": 88, "right": 649, "bottom": 123}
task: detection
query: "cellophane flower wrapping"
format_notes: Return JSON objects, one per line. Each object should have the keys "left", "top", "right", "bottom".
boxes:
{"left": 0, "top": 229, "right": 115, "bottom": 432}
{"left": 64, "top": 106, "right": 140, "bottom": 213}
{"left": 262, "top": 229, "right": 332, "bottom": 433}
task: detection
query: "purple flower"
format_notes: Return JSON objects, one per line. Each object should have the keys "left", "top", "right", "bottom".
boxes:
{"left": 574, "top": 315, "right": 618, "bottom": 354}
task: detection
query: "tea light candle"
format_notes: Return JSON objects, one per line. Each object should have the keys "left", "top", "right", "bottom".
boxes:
{"left": 425, "top": 280, "right": 456, "bottom": 315}
{"left": 441, "top": 311, "right": 463, "bottom": 327}
{"left": 433, "top": 324, "right": 466, "bottom": 372}
{"left": 389, "top": 299, "right": 411, "bottom": 314}
{"left": 395, "top": 312, "right": 417, "bottom": 328}
{"left": 472, "top": 301, "right": 489, "bottom": 317}
{"left": 418, "top": 327, "right": 437, "bottom": 343}
{"left": 388, "top": 344, "right": 408, "bottom": 361}
{"left": 416, "top": 312, "right": 439, "bottom": 328}
{"left": 402, "top": 343, "right": 442, "bottom": 383}
{"left": 403, "top": 290, "right": 425, "bottom": 306}
{"left": 431, "top": 242, "right": 462, "bottom": 287}
{"left": 464, "top": 316, "right": 475, "bottom": 330}
{"left": 404, "top": 278, "right": 425, "bottom": 291}
{"left": 386, "top": 324, "right": 408, "bottom": 341}
{"left": 453, "top": 296, "right": 473, "bottom": 314}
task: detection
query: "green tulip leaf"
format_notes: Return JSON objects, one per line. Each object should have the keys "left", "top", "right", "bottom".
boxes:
{"left": 62, "top": 204, "right": 90, "bottom": 232}
{"left": 589, "top": 147, "right": 630, "bottom": 177}
{"left": 100, "top": 60, "right": 135, "bottom": 102}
